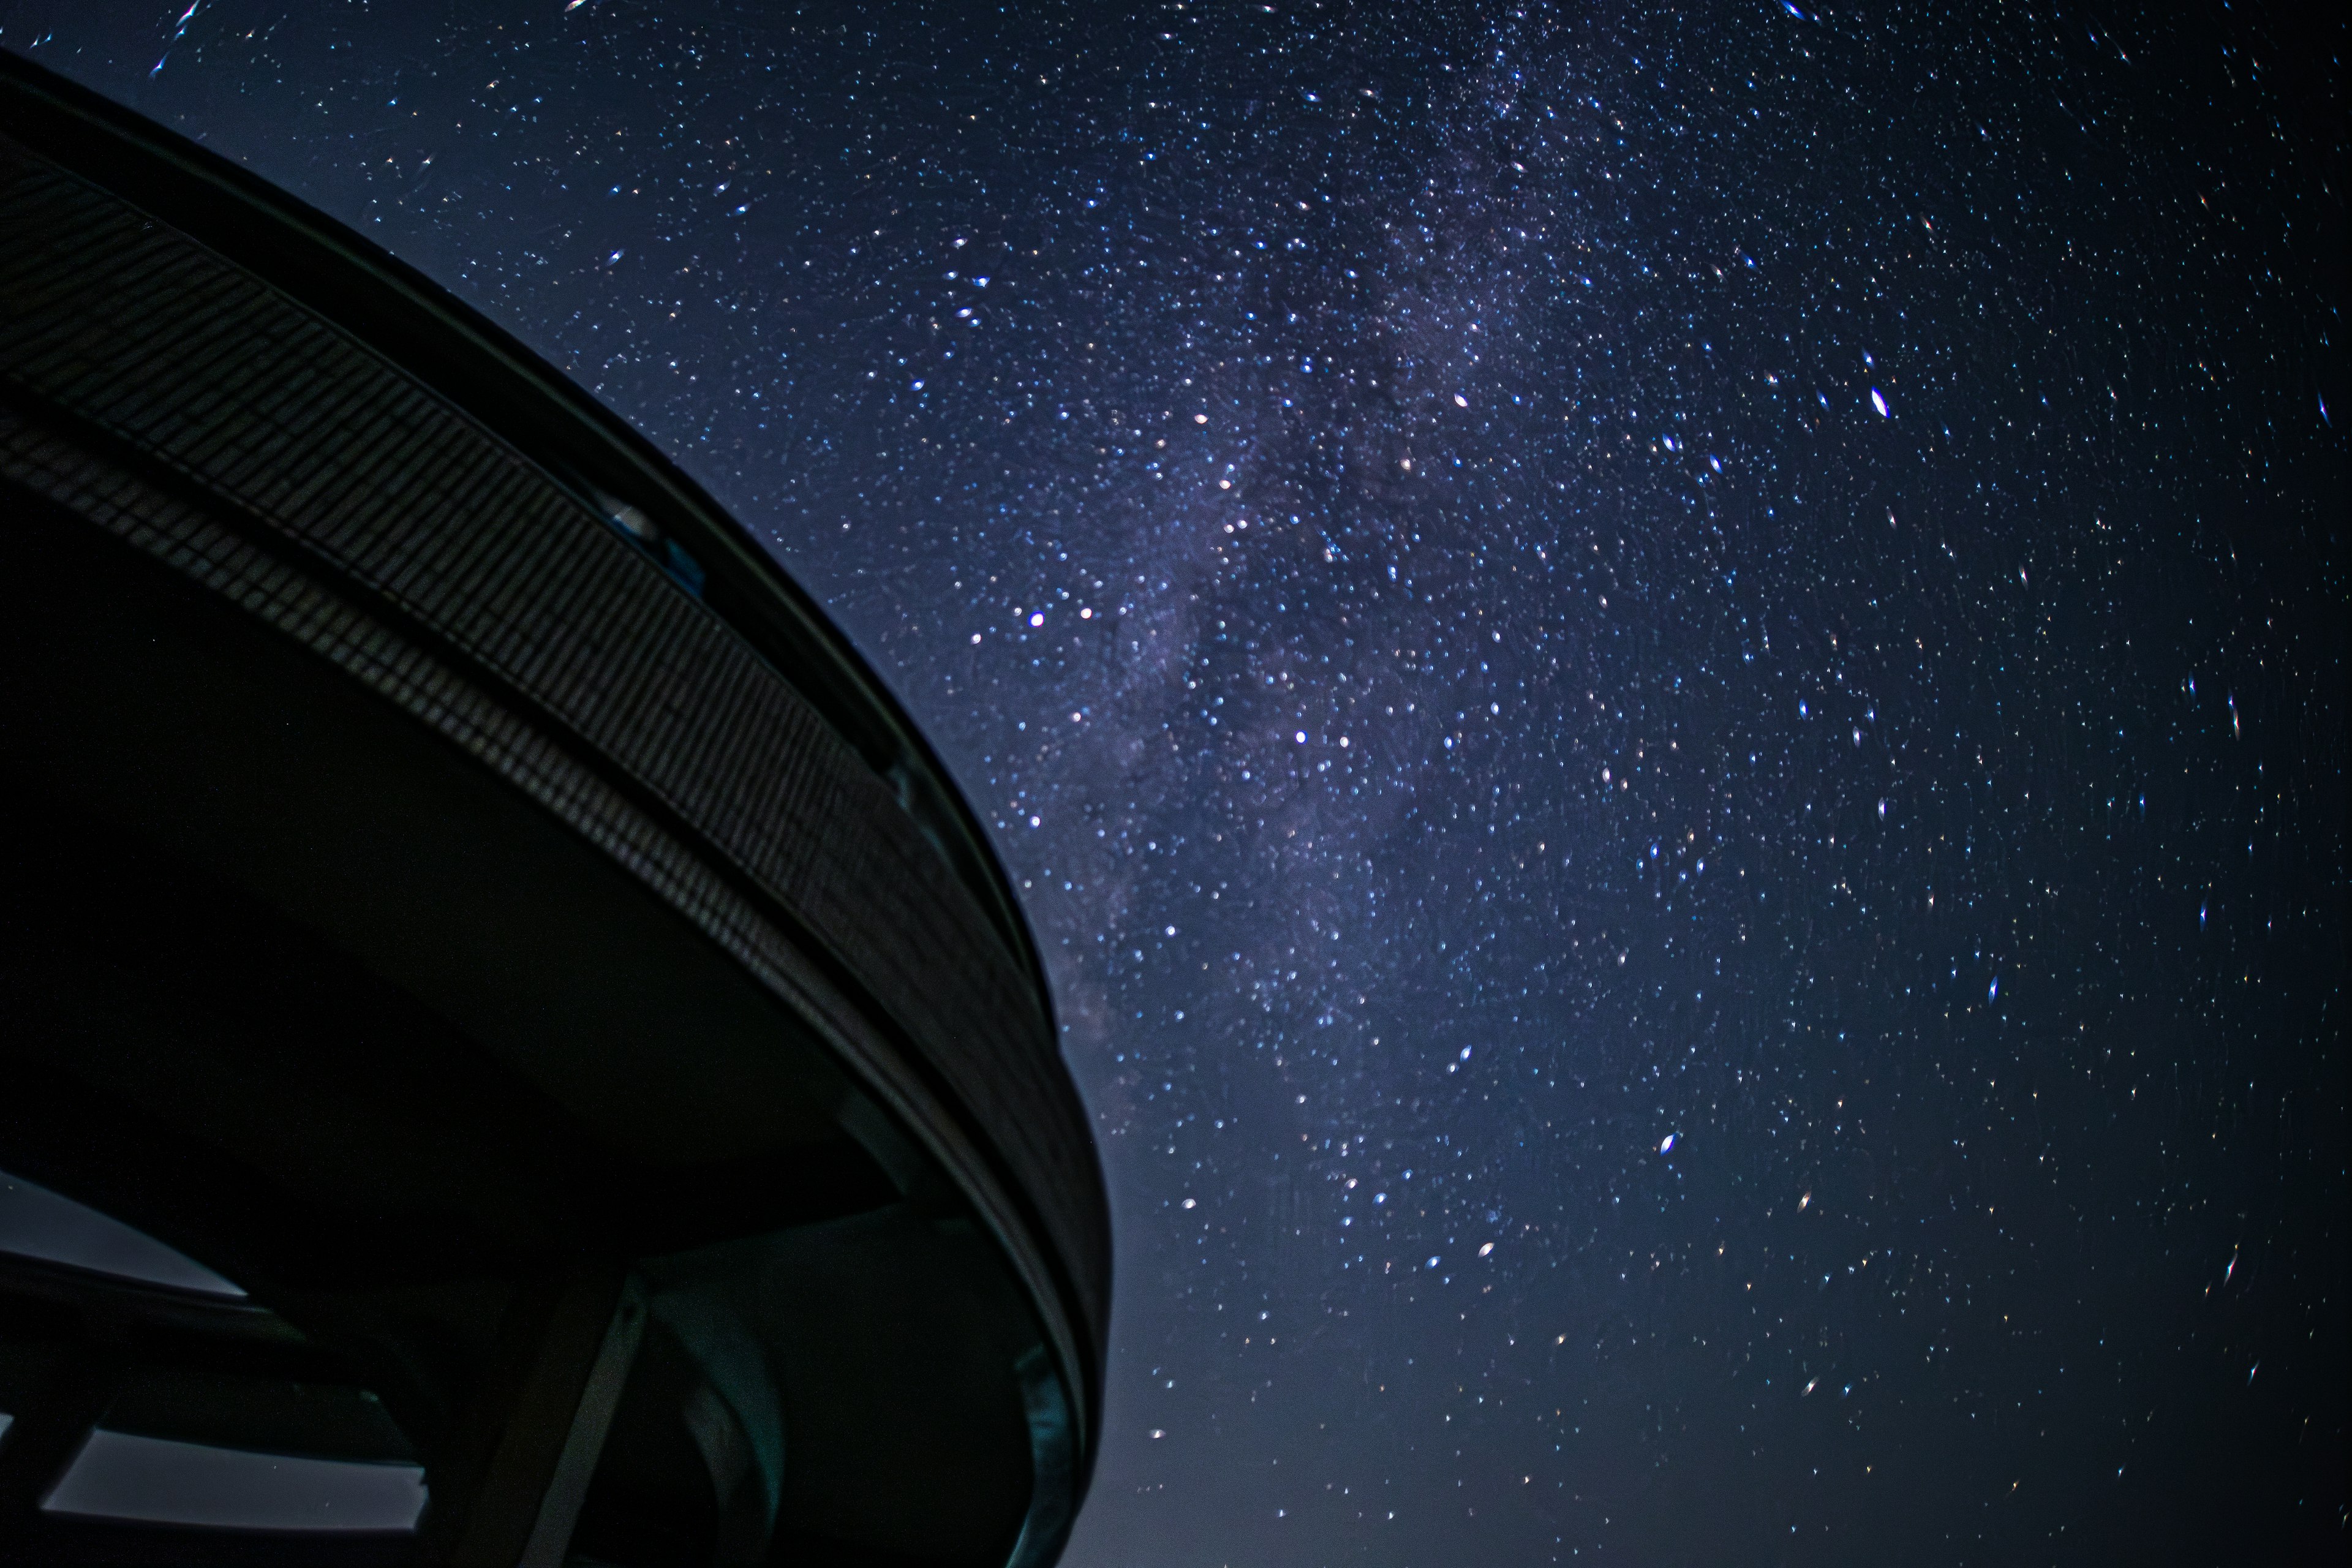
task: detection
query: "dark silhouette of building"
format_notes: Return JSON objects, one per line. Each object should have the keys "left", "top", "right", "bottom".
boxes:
{"left": 0, "top": 54, "right": 1106, "bottom": 1568}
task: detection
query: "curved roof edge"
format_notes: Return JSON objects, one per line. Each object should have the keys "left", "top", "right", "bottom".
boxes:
{"left": 0, "top": 50, "right": 1042, "bottom": 1011}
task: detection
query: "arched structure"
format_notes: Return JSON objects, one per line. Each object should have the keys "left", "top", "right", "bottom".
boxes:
{"left": 0, "top": 53, "right": 1106, "bottom": 1568}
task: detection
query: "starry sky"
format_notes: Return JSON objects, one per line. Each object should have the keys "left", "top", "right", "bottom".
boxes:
{"left": 6, "top": 2, "right": 2345, "bottom": 1562}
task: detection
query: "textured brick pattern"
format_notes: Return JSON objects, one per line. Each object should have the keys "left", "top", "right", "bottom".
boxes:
{"left": 0, "top": 138, "right": 1106, "bottom": 1363}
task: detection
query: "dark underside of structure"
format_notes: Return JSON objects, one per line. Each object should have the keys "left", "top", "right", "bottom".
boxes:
{"left": 0, "top": 54, "right": 1107, "bottom": 1568}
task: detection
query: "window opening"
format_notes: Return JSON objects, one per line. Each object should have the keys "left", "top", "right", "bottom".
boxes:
{"left": 42, "top": 1430, "right": 427, "bottom": 1532}
{"left": 0, "top": 1169, "right": 243, "bottom": 1297}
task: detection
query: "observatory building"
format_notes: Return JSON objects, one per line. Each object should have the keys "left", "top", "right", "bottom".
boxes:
{"left": 0, "top": 55, "right": 1106, "bottom": 1568}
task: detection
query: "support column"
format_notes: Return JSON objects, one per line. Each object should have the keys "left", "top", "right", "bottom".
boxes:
{"left": 423, "top": 1266, "right": 646, "bottom": 1567}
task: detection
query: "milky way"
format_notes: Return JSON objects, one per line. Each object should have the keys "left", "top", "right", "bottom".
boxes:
{"left": 9, "top": 1, "right": 2342, "bottom": 1561}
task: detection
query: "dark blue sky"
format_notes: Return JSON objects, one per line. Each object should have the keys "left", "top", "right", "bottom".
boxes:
{"left": 7, "top": 2, "right": 2342, "bottom": 1561}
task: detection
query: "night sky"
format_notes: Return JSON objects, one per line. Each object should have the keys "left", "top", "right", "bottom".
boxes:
{"left": 6, "top": 2, "right": 2345, "bottom": 1562}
